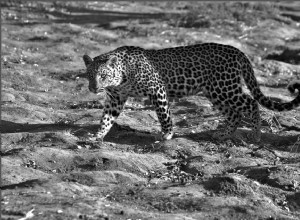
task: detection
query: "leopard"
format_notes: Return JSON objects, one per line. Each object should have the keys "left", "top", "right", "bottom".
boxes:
{"left": 83, "top": 43, "right": 300, "bottom": 142}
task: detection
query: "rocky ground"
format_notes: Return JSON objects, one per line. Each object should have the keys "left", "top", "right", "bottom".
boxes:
{"left": 1, "top": 1, "right": 300, "bottom": 219}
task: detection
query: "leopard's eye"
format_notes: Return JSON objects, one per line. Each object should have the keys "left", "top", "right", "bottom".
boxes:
{"left": 100, "top": 74, "right": 107, "bottom": 80}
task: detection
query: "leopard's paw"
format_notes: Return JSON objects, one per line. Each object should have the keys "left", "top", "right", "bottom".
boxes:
{"left": 162, "top": 131, "right": 174, "bottom": 140}
{"left": 86, "top": 132, "right": 104, "bottom": 143}
{"left": 89, "top": 136, "right": 103, "bottom": 143}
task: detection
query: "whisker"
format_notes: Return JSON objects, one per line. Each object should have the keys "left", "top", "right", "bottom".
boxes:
{"left": 103, "top": 89, "right": 115, "bottom": 100}
{"left": 96, "top": 88, "right": 104, "bottom": 95}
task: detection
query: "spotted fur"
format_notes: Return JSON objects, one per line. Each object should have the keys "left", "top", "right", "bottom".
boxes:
{"left": 83, "top": 43, "right": 300, "bottom": 141}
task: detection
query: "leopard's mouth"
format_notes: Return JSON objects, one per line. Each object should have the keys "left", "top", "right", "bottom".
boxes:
{"left": 96, "top": 88, "right": 105, "bottom": 95}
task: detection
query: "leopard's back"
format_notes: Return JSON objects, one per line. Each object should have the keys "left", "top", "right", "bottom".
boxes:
{"left": 144, "top": 43, "right": 244, "bottom": 98}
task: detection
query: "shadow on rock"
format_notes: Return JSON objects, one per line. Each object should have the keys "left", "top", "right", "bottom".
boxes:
{"left": 1, "top": 179, "right": 47, "bottom": 190}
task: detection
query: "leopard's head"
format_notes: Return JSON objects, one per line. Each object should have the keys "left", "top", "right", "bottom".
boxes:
{"left": 83, "top": 54, "right": 122, "bottom": 94}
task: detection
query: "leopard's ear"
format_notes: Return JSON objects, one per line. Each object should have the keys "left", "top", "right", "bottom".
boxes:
{"left": 107, "top": 55, "right": 118, "bottom": 68}
{"left": 83, "top": 55, "right": 93, "bottom": 67}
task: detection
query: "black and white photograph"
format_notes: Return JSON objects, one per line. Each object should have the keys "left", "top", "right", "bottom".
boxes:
{"left": 1, "top": 1, "right": 300, "bottom": 219}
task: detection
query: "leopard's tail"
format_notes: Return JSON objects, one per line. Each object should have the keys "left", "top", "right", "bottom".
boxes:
{"left": 242, "top": 58, "right": 300, "bottom": 112}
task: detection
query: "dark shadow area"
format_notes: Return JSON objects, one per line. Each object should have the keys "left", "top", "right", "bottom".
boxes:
{"left": 0, "top": 120, "right": 86, "bottom": 133}
{"left": 104, "top": 124, "right": 157, "bottom": 146}
{"left": 183, "top": 128, "right": 300, "bottom": 150}
{"left": 282, "top": 124, "right": 300, "bottom": 132}
{"left": 286, "top": 192, "right": 300, "bottom": 212}
{"left": 1, "top": 179, "right": 46, "bottom": 190}
{"left": 0, "top": 148, "right": 24, "bottom": 156}
{"left": 265, "top": 48, "right": 300, "bottom": 65}
{"left": 227, "top": 165, "right": 300, "bottom": 191}
{"left": 1, "top": 120, "right": 156, "bottom": 146}
{"left": 1, "top": 120, "right": 299, "bottom": 150}
{"left": 281, "top": 12, "right": 300, "bottom": 22}
{"left": 258, "top": 132, "right": 300, "bottom": 149}
{"left": 178, "top": 130, "right": 215, "bottom": 142}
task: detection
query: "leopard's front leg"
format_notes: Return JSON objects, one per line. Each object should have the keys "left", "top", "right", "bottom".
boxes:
{"left": 152, "top": 88, "right": 174, "bottom": 140}
{"left": 93, "top": 93, "right": 128, "bottom": 141}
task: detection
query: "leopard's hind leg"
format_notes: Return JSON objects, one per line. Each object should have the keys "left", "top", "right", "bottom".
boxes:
{"left": 211, "top": 101, "right": 242, "bottom": 140}
{"left": 151, "top": 87, "right": 173, "bottom": 140}
{"left": 239, "top": 94, "right": 261, "bottom": 142}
